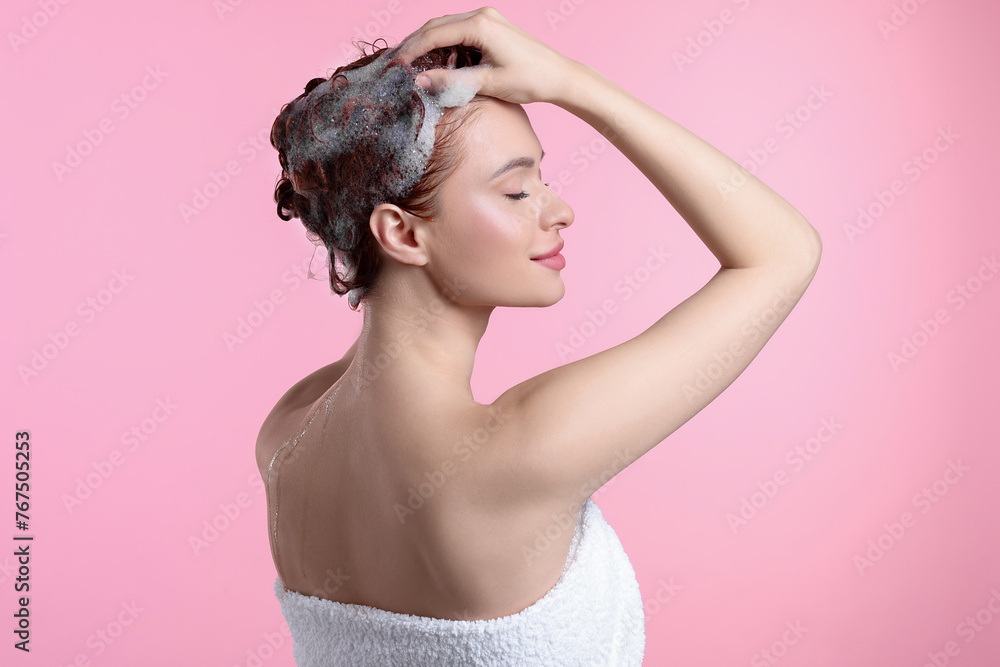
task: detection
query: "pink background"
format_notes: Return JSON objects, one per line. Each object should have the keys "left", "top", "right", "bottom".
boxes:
{"left": 3, "top": 0, "right": 999, "bottom": 665}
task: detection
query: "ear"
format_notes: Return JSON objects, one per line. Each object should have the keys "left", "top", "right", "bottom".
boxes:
{"left": 368, "top": 203, "right": 430, "bottom": 267}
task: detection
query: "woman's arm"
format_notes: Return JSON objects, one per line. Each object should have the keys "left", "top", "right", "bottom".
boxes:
{"left": 394, "top": 8, "right": 822, "bottom": 511}
{"left": 396, "top": 7, "right": 820, "bottom": 270}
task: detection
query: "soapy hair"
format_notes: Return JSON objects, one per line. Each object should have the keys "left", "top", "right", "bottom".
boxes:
{"left": 270, "top": 40, "right": 484, "bottom": 310}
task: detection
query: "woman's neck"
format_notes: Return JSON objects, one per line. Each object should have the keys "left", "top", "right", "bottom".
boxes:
{"left": 345, "top": 288, "right": 494, "bottom": 402}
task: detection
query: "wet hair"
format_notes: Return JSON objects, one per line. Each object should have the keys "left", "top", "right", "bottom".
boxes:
{"left": 270, "top": 40, "right": 484, "bottom": 310}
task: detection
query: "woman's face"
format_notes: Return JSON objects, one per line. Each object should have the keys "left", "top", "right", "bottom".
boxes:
{"left": 422, "top": 97, "right": 575, "bottom": 308}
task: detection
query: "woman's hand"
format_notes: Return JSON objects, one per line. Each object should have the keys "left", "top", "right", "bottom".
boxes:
{"left": 391, "top": 6, "right": 579, "bottom": 105}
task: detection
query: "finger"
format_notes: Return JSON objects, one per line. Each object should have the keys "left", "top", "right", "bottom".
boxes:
{"left": 392, "top": 10, "right": 489, "bottom": 65}
{"left": 414, "top": 70, "right": 441, "bottom": 92}
{"left": 416, "top": 65, "right": 485, "bottom": 98}
{"left": 392, "top": 13, "right": 468, "bottom": 63}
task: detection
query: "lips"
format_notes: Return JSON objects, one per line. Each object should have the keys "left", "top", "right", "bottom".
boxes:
{"left": 531, "top": 240, "right": 564, "bottom": 260}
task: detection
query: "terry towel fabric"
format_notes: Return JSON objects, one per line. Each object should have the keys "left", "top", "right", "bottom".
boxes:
{"left": 273, "top": 497, "right": 646, "bottom": 666}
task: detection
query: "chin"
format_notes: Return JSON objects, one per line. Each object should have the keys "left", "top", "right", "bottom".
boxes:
{"left": 525, "top": 282, "right": 565, "bottom": 308}
{"left": 457, "top": 276, "right": 565, "bottom": 308}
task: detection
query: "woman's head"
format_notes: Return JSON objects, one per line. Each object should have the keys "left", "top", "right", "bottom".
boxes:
{"left": 270, "top": 41, "right": 485, "bottom": 310}
{"left": 381, "top": 96, "right": 575, "bottom": 309}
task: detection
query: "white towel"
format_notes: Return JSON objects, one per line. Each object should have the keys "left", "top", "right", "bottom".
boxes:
{"left": 273, "top": 497, "right": 646, "bottom": 666}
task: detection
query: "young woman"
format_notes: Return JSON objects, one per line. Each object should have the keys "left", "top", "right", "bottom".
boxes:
{"left": 257, "top": 7, "right": 821, "bottom": 665}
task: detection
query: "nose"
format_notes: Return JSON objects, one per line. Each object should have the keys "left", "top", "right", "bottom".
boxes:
{"left": 539, "top": 187, "right": 574, "bottom": 231}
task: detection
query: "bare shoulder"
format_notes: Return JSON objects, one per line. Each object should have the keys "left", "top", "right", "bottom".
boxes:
{"left": 254, "top": 352, "right": 356, "bottom": 475}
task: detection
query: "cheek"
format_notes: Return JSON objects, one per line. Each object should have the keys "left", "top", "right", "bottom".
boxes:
{"left": 446, "top": 198, "right": 525, "bottom": 271}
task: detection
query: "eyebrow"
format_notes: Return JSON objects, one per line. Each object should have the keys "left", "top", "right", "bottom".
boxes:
{"left": 489, "top": 150, "right": 545, "bottom": 181}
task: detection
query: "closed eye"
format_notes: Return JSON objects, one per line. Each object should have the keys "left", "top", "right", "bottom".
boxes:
{"left": 506, "top": 183, "right": 551, "bottom": 201}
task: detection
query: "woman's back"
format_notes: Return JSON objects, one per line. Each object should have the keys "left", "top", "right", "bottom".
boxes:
{"left": 256, "top": 362, "right": 583, "bottom": 622}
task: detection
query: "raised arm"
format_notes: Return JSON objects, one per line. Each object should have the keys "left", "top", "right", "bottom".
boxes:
{"left": 396, "top": 7, "right": 821, "bottom": 511}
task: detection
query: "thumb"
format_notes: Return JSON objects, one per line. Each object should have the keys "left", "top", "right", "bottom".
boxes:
{"left": 416, "top": 66, "right": 483, "bottom": 97}
{"left": 415, "top": 68, "right": 448, "bottom": 92}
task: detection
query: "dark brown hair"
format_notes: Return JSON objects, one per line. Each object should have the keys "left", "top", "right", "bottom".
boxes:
{"left": 270, "top": 41, "right": 484, "bottom": 310}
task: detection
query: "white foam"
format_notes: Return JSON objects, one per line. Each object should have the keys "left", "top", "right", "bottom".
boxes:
{"left": 287, "top": 51, "right": 479, "bottom": 204}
